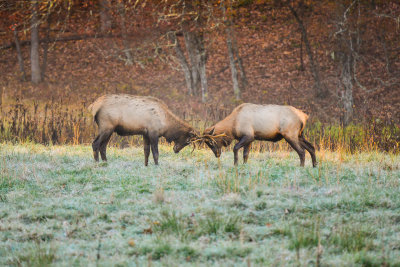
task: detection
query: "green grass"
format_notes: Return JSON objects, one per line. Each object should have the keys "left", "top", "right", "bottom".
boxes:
{"left": 0, "top": 143, "right": 400, "bottom": 266}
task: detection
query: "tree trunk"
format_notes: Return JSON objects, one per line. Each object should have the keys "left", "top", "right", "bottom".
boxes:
{"left": 13, "top": 29, "right": 26, "bottom": 81}
{"left": 199, "top": 59, "right": 208, "bottom": 103}
{"left": 334, "top": 0, "right": 362, "bottom": 126}
{"left": 170, "top": 32, "right": 194, "bottom": 95}
{"left": 340, "top": 52, "right": 354, "bottom": 126}
{"left": 182, "top": 30, "right": 208, "bottom": 102}
{"left": 234, "top": 44, "right": 247, "bottom": 89}
{"left": 100, "top": 0, "right": 112, "bottom": 33}
{"left": 227, "top": 31, "right": 240, "bottom": 100}
{"left": 197, "top": 33, "right": 208, "bottom": 103}
{"left": 299, "top": 33, "right": 305, "bottom": 71}
{"left": 172, "top": 30, "right": 208, "bottom": 101}
{"left": 184, "top": 31, "right": 201, "bottom": 96}
{"left": 117, "top": 2, "right": 133, "bottom": 65}
{"left": 31, "top": 0, "right": 41, "bottom": 84}
{"left": 0, "top": 85, "right": 2, "bottom": 111}
{"left": 288, "top": 5, "right": 326, "bottom": 98}
{"left": 222, "top": 0, "right": 245, "bottom": 99}
{"left": 230, "top": 26, "right": 247, "bottom": 89}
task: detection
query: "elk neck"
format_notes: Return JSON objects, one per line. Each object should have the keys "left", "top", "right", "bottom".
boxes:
{"left": 164, "top": 121, "right": 192, "bottom": 143}
{"left": 214, "top": 117, "right": 235, "bottom": 140}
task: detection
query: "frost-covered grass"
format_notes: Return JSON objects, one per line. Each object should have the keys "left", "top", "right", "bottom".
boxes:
{"left": 0, "top": 143, "right": 399, "bottom": 266}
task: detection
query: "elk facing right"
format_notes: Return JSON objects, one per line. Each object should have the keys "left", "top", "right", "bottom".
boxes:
{"left": 89, "top": 94, "right": 197, "bottom": 166}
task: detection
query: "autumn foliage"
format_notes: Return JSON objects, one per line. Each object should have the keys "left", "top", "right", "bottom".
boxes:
{"left": 0, "top": 0, "right": 399, "bottom": 150}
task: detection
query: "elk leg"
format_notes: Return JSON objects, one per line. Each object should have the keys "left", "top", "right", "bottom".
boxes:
{"left": 300, "top": 135, "right": 317, "bottom": 167}
{"left": 149, "top": 135, "right": 159, "bottom": 165}
{"left": 243, "top": 142, "right": 252, "bottom": 164}
{"left": 234, "top": 136, "right": 254, "bottom": 165}
{"left": 100, "top": 131, "right": 113, "bottom": 161}
{"left": 143, "top": 135, "right": 150, "bottom": 166}
{"left": 284, "top": 136, "right": 305, "bottom": 167}
{"left": 92, "top": 130, "right": 113, "bottom": 162}
{"left": 92, "top": 135, "right": 100, "bottom": 161}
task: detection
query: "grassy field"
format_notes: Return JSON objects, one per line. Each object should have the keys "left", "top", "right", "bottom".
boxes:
{"left": 0, "top": 143, "right": 399, "bottom": 266}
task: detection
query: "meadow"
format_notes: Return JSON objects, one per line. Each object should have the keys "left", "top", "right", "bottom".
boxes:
{"left": 0, "top": 142, "right": 399, "bottom": 266}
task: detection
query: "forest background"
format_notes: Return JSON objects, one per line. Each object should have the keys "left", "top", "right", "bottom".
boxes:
{"left": 0, "top": 0, "right": 399, "bottom": 152}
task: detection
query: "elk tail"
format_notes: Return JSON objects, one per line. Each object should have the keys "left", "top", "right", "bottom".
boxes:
{"left": 88, "top": 96, "right": 105, "bottom": 125}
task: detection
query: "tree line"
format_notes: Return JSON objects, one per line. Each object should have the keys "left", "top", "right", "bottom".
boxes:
{"left": 0, "top": 0, "right": 399, "bottom": 125}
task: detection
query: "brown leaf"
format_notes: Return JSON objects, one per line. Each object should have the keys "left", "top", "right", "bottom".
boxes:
{"left": 143, "top": 227, "right": 153, "bottom": 234}
{"left": 128, "top": 239, "right": 135, "bottom": 247}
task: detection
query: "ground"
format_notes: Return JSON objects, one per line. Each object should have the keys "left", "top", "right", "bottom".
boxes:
{"left": 0, "top": 143, "right": 400, "bottom": 266}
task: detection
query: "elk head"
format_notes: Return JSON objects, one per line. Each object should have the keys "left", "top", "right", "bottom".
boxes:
{"left": 201, "top": 127, "right": 230, "bottom": 158}
{"left": 173, "top": 130, "right": 199, "bottom": 153}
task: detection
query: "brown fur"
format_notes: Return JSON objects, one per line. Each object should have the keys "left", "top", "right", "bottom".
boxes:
{"left": 89, "top": 94, "right": 197, "bottom": 166}
{"left": 203, "top": 103, "right": 317, "bottom": 167}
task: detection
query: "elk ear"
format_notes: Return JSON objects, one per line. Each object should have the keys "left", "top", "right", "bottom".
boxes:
{"left": 222, "top": 137, "right": 230, "bottom": 146}
{"left": 189, "top": 130, "right": 198, "bottom": 138}
{"left": 208, "top": 127, "right": 215, "bottom": 135}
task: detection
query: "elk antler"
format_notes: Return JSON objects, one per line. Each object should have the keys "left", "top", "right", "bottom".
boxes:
{"left": 189, "top": 136, "right": 206, "bottom": 153}
{"left": 188, "top": 133, "right": 227, "bottom": 153}
{"left": 190, "top": 133, "right": 227, "bottom": 147}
